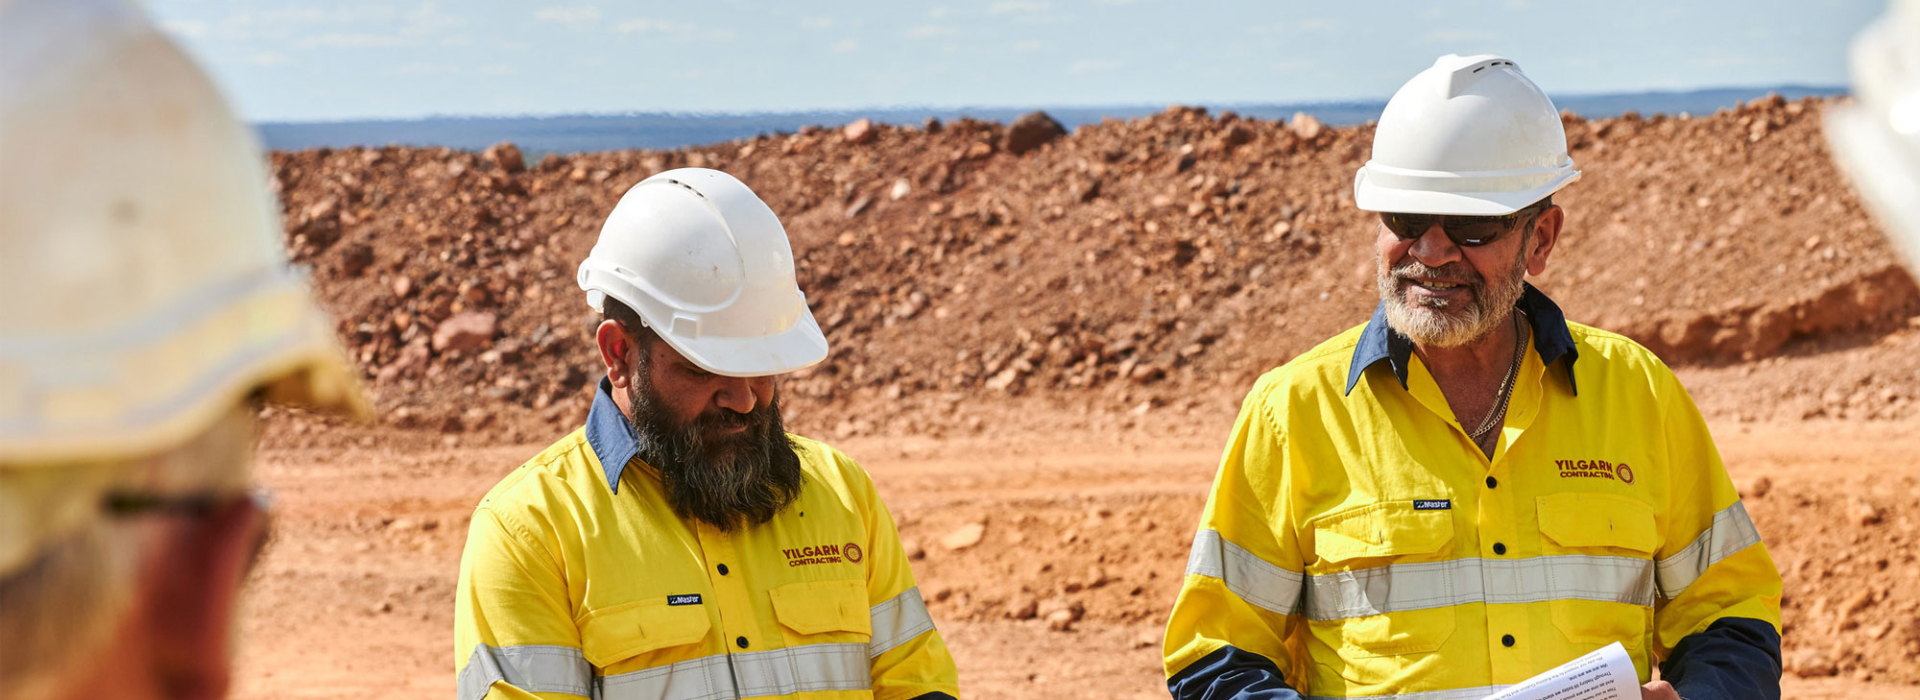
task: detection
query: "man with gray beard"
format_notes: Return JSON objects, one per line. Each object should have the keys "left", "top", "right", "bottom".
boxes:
{"left": 455, "top": 169, "right": 958, "bottom": 700}
{"left": 1165, "top": 56, "right": 1782, "bottom": 700}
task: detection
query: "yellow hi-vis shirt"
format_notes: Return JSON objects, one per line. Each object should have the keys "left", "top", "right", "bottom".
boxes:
{"left": 1164, "top": 290, "right": 1782, "bottom": 698}
{"left": 455, "top": 381, "right": 958, "bottom": 700}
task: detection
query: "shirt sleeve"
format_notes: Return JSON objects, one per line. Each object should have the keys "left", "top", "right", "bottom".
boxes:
{"left": 455, "top": 507, "right": 592, "bottom": 700}
{"left": 1651, "top": 370, "right": 1783, "bottom": 700}
{"left": 841, "top": 450, "right": 961, "bottom": 700}
{"left": 1163, "top": 375, "right": 1306, "bottom": 700}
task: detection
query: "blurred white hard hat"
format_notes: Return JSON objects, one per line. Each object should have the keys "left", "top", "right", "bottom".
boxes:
{"left": 1825, "top": 0, "right": 1920, "bottom": 272}
{"left": 0, "top": 0, "right": 368, "bottom": 462}
{"left": 1355, "top": 54, "right": 1582, "bottom": 216}
{"left": 577, "top": 168, "right": 829, "bottom": 377}
{"left": 0, "top": 0, "right": 367, "bottom": 572}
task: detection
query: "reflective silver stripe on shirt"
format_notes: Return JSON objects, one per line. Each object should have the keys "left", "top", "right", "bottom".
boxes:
{"left": 1185, "top": 529, "right": 1306, "bottom": 616}
{"left": 458, "top": 644, "right": 591, "bottom": 700}
{"left": 1304, "top": 685, "right": 1509, "bottom": 700}
{"left": 1304, "top": 555, "right": 1656, "bottom": 621}
{"left": 1656, "top": 500, "right": 1762, "bottom": 600}
{"left": 596, "top": 642, "right": 871, "bottom": 700}
{"left": 868, "top": 586, "right": 937, "bottom": 657}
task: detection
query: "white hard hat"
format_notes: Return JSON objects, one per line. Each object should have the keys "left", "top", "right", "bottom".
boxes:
{"left": 0, "top": 0, "right": 368, "bottom": 465}
{"left": 577, "top": 168, "right": 829, "bottom": 377}
{"left": 1355, "top": 54, "right": 1582, "bottom": 216}
{"left": 0, "top": 0, "right": 367, "bottom": 577}
{"left": 1825, "top": 0, "right": 1920, "bottom": 272}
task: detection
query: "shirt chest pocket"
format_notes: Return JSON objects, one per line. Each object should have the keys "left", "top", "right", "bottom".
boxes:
{"left": 1535, "top": 493, "right": 1658, "bottom": 649}
{"left": 769, "top": 579, "right": 872, "bottom": 646}
{"left": 578, "top": 599, "right": 712, "bottom": 669}
{"left": 1307, "top": 502, "right": 1457, "bottom": 660}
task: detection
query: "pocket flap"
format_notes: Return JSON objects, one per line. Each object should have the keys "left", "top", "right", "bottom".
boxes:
{"left": 579, "top": 599, "right": 711, "bottom": 667}
{"left": 1536, "top": 493, "right": 1657, "bottom": 553}
{"left": 769, "top": 580, "right": 871, "bottom": 636}
{"left": 1312, "top": 501, "right": 1454, "bottom": 564}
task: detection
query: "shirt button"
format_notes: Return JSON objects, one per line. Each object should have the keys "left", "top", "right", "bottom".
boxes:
{"left": 716, "top": 563, "right": 729, "bottom": 575}
{"left": 735, "top": 636, "right": 749, "bottom": 649}
{"left": 1502, "top": 634, "right": 1516, "bottom": 647}
{"left": 1493, "top": 542, "right": 1507, "bottom": 555}
{"left": 1485, "top": 476, "right": 1498, "bottom": 488}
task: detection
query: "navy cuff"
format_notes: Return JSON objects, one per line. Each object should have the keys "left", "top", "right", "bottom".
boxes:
{"left": 1168, "top": 646, "right": 1303, "bottom": 700}
{"left": 1660, "top": 617, "right": 1782, "bottom": 700}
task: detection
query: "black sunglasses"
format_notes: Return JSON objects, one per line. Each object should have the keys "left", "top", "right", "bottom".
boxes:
{"left": 1380, "top": 204, "right": 1546, "bottom": 247}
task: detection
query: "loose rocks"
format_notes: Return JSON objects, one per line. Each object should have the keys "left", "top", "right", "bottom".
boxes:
{"left": 1005, "top": 111, "right": 1066, "bottom": 155}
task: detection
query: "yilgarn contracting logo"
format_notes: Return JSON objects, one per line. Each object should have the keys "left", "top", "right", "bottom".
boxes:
{"left": 783, "top": 543, "right": 850, "bottom": 567}
{"left": 1555, "top": 459, "right": 1634, "bottom": 484}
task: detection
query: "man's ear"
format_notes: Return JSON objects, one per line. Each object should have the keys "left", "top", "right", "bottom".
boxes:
{"left": 141, "top": 499, "right": 266, "bottom": 700}
{"left": 595, "top": 320, "right": 634, "bottom": 390}
{"left": 1525, "top": 205, "right": 1564, "bottom": 277}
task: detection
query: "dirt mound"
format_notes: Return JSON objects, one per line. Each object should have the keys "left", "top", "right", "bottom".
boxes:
{"left": 266, "top": 95, "right": 1915, "bottom": 445}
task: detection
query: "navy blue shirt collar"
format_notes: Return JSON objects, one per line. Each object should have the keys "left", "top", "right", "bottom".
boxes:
{"left": 585, "top": 377, "right": 643, "bottom": 493}
{"left": 1344, "top": 282, "right": 1580, "bottom": 396}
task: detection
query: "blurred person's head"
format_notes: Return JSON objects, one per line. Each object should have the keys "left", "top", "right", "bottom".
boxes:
{"left": 1353, "top": 55, "right": 1578, "bottom": 348}
{"left": 0, "top": 0, "right": 365, "bottom": 697}
{"left": 1825, "top": 0, "right": 1920, "bottom": 275}
{"left": 576, "top": 169, "right": 827, "bottom": 531}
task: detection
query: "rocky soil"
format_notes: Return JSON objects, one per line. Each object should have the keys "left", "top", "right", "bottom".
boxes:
{"left": 263, "top": 95, "right": 1920, "bottom": 448}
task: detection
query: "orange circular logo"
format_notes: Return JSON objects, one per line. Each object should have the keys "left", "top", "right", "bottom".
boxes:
{"left": 1616, "top": 463, "right": 1635, "bottom": 484}
{"left": 844, "top": 542, "right": 863, "bottom": 563}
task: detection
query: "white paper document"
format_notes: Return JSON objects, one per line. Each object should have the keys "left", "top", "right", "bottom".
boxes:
{"left": 1481, "top": 642, "right": 1640, "bottom": 700}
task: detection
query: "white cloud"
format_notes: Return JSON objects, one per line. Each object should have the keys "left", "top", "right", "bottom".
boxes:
{"left": 1271, "top": 59, "right": 1314, "bottom": 73}
{"left": 800, "top": 17, "right": 836, "bottom": 29}
{"left": 831, "top": 39, "right": 859, "bottom": 53}
{"left": 1422, "top": 28, "right": 1498, "bottom": 44}
{"left": 615, "top": 19, "right": 734, "bottom": 41}
{"left": 248, "top": 51, "right": 292, "bottom": 67}
{"left": 534, "top": 6, "right": 600, "bottom": 25}
{"left": 480, "top": 64, "right": 518, "bottom": 76}
{"left": 988, "top": 1, "right": 1049, "bottom": 14}
{"left": 905, "top": 24, "right": 959, "bottom": 38}
{"left": 1097, "top": 0, "right": 1148, "bottom": 4}
{"left": 1012, "top": 40, "right": 1045, "bottom": 52}
{"left": 1691, "top": 54, "right": 1757, "bottom": 68}
{"left": 1301, "top": 19, "right": 1340, "bottom": 33}
{"left": 1069, "top": 59, "right": 1123, "bottom": 74}
{"left": 161, "top": 19, "right": 208, "bottom": 39}
{"left": 388, "top": 62, "right": 460, "bottom": 76}
{"left": 928, "top": 7, "right": 951, "bottom": 19}
{"left": 294, "top": 32, "right": 401, "bottom": 49}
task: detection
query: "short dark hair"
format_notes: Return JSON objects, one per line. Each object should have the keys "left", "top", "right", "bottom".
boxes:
{"left": 601, "top": 297, "right": 660, "bottom": 356}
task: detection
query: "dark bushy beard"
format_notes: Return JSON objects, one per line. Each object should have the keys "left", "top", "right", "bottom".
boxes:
{"left": 1377, "top": 233, "right": 1530, "bottom": 348}
{"left": 626, "top": 366, "right": 803, "bottom": 532}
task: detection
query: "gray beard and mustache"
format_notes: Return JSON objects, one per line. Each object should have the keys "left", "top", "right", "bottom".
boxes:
{"left": 1376, "top": 238, "right": 1530, "bottom": 348}
{"left": 626, "top": 368, "right": 803, "bottom": 533}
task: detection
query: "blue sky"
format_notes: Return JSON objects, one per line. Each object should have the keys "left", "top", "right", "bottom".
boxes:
{"left": 147, "top": 0, "right": 1884, "bottom": 122}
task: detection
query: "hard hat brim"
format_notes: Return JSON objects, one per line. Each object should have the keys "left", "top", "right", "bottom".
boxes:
{"left": 0, "top": 278, "right": 370, "bottom": 464}
{"left": 1354, "top": 168, "right": 1580, "bottom": 216}
{"left": 654, "top": 310, "right": 831, "bottom": 379}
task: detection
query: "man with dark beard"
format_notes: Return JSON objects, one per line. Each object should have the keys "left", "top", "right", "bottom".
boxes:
{"left": 1164, "top": 56, "right": 1782, "bottom": 700}
{"left": 455, "top": 169, "right": 958, "bottom": 700}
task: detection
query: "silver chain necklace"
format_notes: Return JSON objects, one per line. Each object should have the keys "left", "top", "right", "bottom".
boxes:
{"left": 1467, "top": 311, "right": 1529, "bottom": 442}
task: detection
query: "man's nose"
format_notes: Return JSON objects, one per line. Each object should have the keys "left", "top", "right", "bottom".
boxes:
{"left": 714, "top": 377, "right": 758, "bottom": 414}
{"left": 1408, "top": 222, "right": 1462, "bottom": 267}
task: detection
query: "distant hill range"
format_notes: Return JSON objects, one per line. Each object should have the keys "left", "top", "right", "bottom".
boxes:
{"left": 256, "top": 85, "right": 1846, "bottom": 155}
